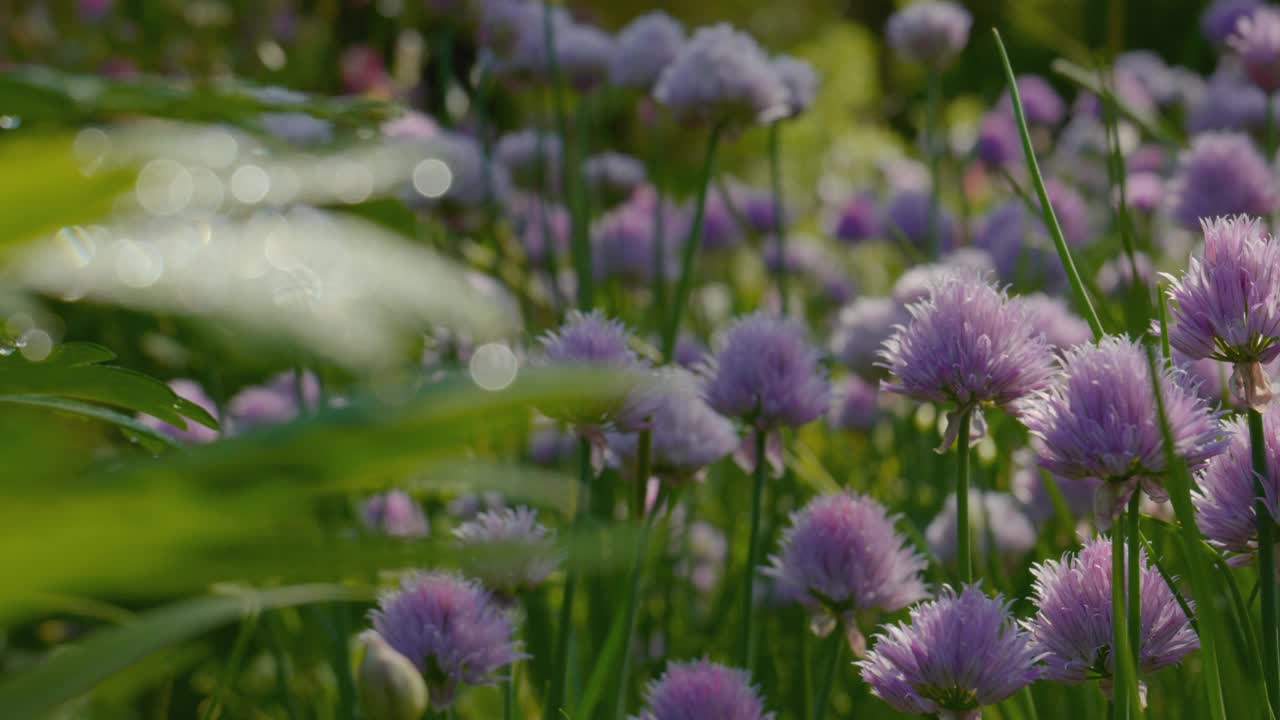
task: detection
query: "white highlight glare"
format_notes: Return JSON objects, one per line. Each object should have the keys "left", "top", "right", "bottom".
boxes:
{"left": 136, "top": 159, "right": 193, "bottom": 216}
{"left": 469, "top": 343, "right": 518, "bottom": 391}
{"left": 412, "top": 158, "right": 453, "bottom": 199}
{"left": 18, "top": 330, "right": 53, "bottom": 362}
{"left": 230, "top": 165, "right": 271, "bottom": 204}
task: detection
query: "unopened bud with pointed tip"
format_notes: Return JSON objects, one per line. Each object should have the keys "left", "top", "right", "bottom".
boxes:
{"left": 357, "top": 631, "right": 428, "bottom": 720}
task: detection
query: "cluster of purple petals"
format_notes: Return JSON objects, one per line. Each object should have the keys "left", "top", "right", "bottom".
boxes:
{"left": 360, "top": 490, "right": 430, "bottom": 537}
{"left": 610, "top": 11, "right": 686, "bottom": 90}
{"left": 772, "top": 54, "right": 820, "bottom": 118}
{"left": 497, "top": 129, "right": 562, "bottom": 192}
{"left": 997, "top": 74, "right": 1065, "bottom": 127}
{"left": 827, "top": 375, "right": 881, "bottom": 431}
{"left": 453, "top": 506, "right": 561, "bottom": 593}
{"left": 1231, "top": 7, "right": 1280, "bottom": 93}
{"left": 1095, "top": 252, "right": 1155, "bottom": 298}
{"left": 832, "top": 296, "right": 909, "bottom": 379}
{"left": 1195, "top": 402, "right": 1280, "bottom": 562}
{"left": 583, "top": 152, "right": 647, "bottom": 206}
{"left": 370, "top": 572, "right": 522, "bottom": 708}
{"left": 634, "top": 660, "right": 773, "bottom": 720}
{"left": 832, "top": 193, "right": 881, "bottom": 243}
{"left": 859, "top": 584, "right": 1041, "bottom": 716}
{"left": 540, "top": 310, "right": 651, "bottom": 429}
{"left": 891, "top": 248, "right": 996, "bottom": 305}
{"left": 1122, "top": 172, "right": 1165, "bottom": 215}
{"left": 765, "top": 492, "right": 926, "bottom": 613}
{"left": 1025, "top": 537, "right": 1198, "bottom": 683}
{"left": 883, "top": 190, "right": 956, "bottom": 252}
{"left": 878, "top": 272, "right": 1058, "bottom": 412}
{"left": 971, "top": 201, "right": 1067, "bottom": 293}
{"left": 228, "top": 370, "right": 320, "bottom": 432}
{"left": 607, "top": 368, "right": 738, "bottom": 481}
{"left": 925, "top": 490, "right": 1037, "bottom": 562}
{"left": 975, "top": 110, "right": 1020, "bottom": 167}
{"left": 517, "top": 200, "right": 570, "bottom": 264}
{"left": 1019, "top": 292, "right": 1093, "bottom": 351}
{"left": 702, "top": 312, "right": 830, "bottom": 429}
{"left": 885, "top": 1, "right": 972, "bottom": 68}
{"left": 1170, "top": 133, "right": 1275, "bottom": 229}
{"left": 593, "top": 198, "right": 671, "bottom": 284}
{"left": 1203, "top": 0, "right": 1264, "bottom": 45}
{"left": 652, "top": 23, "right": 790, "bottom": 126}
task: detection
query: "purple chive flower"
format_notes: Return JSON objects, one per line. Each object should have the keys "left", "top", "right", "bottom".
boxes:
{"left": 1127, "top": 144, "right": 1170, "bottom": 174}
{"left": 926, "top": 490, "right": 1036, "bottom": 563}
{"left": 1232, "top": 8, "right": 1280, "bottom": 93}
{"left": 975, "top": 110, "right": 1020, "bottom": 167}
{"left": 879, "top": 272, "right": 1058, "bottom": 447}
{"left": 972, "top": 201, "right": 1067, "bottom": 292}
{"left": 555, "top": 23, "right": 614, "bottom": 92}
{"left": 1020, "top": 292, "right": 1093, "bottom": 351}
{"left": 1025, "top": 537, "right": 1198, "bottom": 693}
{"left": 1040, "top": 178, "right": 1091, "bottom": 247}
{"left": 892, "top": 249, "right": 997, "bottom": 305}
{"left": 540, "top": 310, "right": 648, "bottom": 429}
{"left": 383, "top": 111, "right": 439, "bottom": 142}
{"left": 1203, "top": 0, "right": 1264, "bottom": 45}
{"left": 1164, "top": 215, "right": 1280, "bottom": 406}
{"left": 884, "top": 190, "right": 956, "bottom": 252}
{"left": 370, "top": 572, "right": 521, "bottom": 708}
{"left": 428, "top": 132, "right": 511, "bottom": 208}
{"left": 998, "top": 74, "right": 1065, "bottom": 126}
{"left": 773, "top": 54, "right": 820, "bottom": 118}
{"left": 766, "top": 492, "right": 926, "bottom": 635}
{"left": 607, "top": 368, "right": 737, "bottom": 482}
{"left": 1022, "top": 336, "right": 1226, "bottom": 519}
{"left": 453, "top": 506, "right": 560, "bottom": 594}
{"left": 819, "top": 270, "right": 858, "bottom": 306}
{"left": 734, "top": 184, "right": 785, "bottom": 234}
{"left": 634, "top": 660, "right": 773, "bottom": 720}
{"left": 1096, "top": 252, "right": 1156, "bottom": 298}
{"left": 611, "top": 11, "right": 686, "bottom": 90}
{"left": 228, "top": 371, "right": 320, "bottom": 432}
{"left": 1170, "top": 133, "right": 1275, "bottom": 229}
{"left": 700, "top": 191, "right": 742, "bottom": 250}
{"left": 1011, "top": 446, "right": 1098, "bottom": 521}
{"left": 652, "top": 23, "right": 790, "bottom": 126}
{"left": 1188, "top": 71, "right": 1272, "bottom": 133}
{"left": 361, "top": 491, "right": 430, "bottom": 538}
{"left": 762, "top": 240, "right": 825, "bottom": 275}
{"left": 529, "top": 424, "right": 576, "bottom": 466}
{"left": 859, "top": 584, "right": 1041, "bottom": 719}
{"left": 828, "top": 375, "right": 882, "bottom": 431}
{"left": 1195, "top": 402, "right": 1280, "bottom": 563}
{"left": 594, "top": 202, "right": 667, "bottom": 284}
{"left": 702, "top": 313, "right": 830, "bottom": 430}
{"left": 140, "top": 379, "right": 219, "bottom": 444}
{"left": 673, "top": 333, "right": 709, "bottom": 369}
{"left": 676, "top": 521, "right": 729, "bottom": 594}
{"left": 832, "top": 193, "right": 881, "bottom": 243}
{"left": 519, "top": 201, "right": 570, "bottom": 264}
{"left": 1122, "top": 172, "right": 1165, "bottom": 215}
{"left": 832, "top": 296, "right": 910, "bottom": 380}
{"left": 496, "top": 3, "right": 573, "bottom": 79}
{"left": 582, "top": 152, "right": 647, "bottom": 207}
{"left": 497, "top": 129, "right": 561, "bottom": 192}
{"left": 885, "top": 1, "right": 973, "bottom": 68}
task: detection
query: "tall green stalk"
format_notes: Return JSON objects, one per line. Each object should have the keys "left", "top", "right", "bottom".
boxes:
{"left": 570, "top": 95, "right": 595, "bottom": 310}
{"left": 613, "top": 429, "right": 654, "bottom": 720}
{"left": 767, "top": 122, "right": 789, "bottom": 312}
{"left": 812, "top": 628, "right": 845, "bottom": 720}
{"left": 1111, "top": 509, "right": 1132, "bottom": 720}
{"left": 1126, "top": 492, "right": 1142, "bottom": 717}
{"left": 993, "top": 30, "right": 1104, "bottom": 340}
{"left": 955, "top": 408, "right": 973, "bottom": 583}
{"left": 545, "top": 438, "right": 593, "bottom": 717}
{"left": 739, "top": 428, "right": 768, "bottom": 671}
{"left": 1249, "top": 406, "right": 1280, "bottom": 717}
{"left": 662, "top": 123, "right": 725, "bottom": 361}
{"left": 925, "top": 71, "right": 944, "bottom": 259}
{"left": 503, "top": 663, "right": 516, "bottom": 720}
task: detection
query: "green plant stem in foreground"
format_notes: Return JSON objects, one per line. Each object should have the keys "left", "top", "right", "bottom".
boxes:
{"left": 662, "top": 123, "right": 725, "bottom": 361}
{"left": 1249, "top": 406, "right": 1280, "bottom": 718}
{"left": 739, "top": 428, "right": 768, "bottom": 671}
{"left": 545, "top": 438, "right": 593, "bottom": 717}
{"left": 955, "top": 408, "right": 973, "bottom": 583}
{"left": 812, "top": 628, "right": 845, "bottom": 720}
{"left": 1126, "top": 492, "right": 1142, "bottom": 709}
{"left": 925, "top": 70, "right": 944, "bottom": 260}
{"left": 1111, "top": 508, "right": 1132, "bottom": 720}
{"left": 613, "top": 429, "right": 655, "bottom": 720}
{"left": 767, "top": 122, "right": 789, "bottom": 312}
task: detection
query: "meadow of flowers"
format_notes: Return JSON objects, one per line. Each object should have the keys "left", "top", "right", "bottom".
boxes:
{"left": 6, "top": 0, "right": 1280, "bottom": 718}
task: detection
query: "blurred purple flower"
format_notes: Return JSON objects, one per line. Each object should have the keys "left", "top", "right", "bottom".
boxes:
{"left": 971, "top": 201, "right": 1067, "bottom": 293}
{"left": 529, "top": 424, "right": 576, "bottom": 466}
{"left": 1122, "top": 172, "right": 1165, "bottom": 214}
{"left": 828, "top": 375, "right": 881, "bottom": 432}
{"left": 998, "top": 74, "right": 1065, "bottom": 126}
{"left": 453, "top": 506, "right": 560, "bottom": 594}
{"left": 228, "top": 371, "right": 320, "bottom": 432}
{"left": 79, "top": 0, "right": 113, "bottom": 21}
{"left": 361, "top": 491, "right": 430, "bottom": 538}
{"left": 607, "top": 368, "right": 737, "bottom": 482}
{"left": 702, "top": 313, "right": 830, "bottom": 430}
{"left": 884, "top": 190, "right": 956, "bottom": 252}
{"left": 1187, "top": 70, "right": 1272, "bottom": 132}
{"left": 773, "top": 54, "right": 820, "bottom": 118}
{"left": 1095, "top": 252, "right": 1155, "bottom": 298}
{"left": 540, "top": 310, "right": 649, "bottom": 430}
{"left": 1231, "top": 7, "right": 1280, "bottom": 92}
{"left": 611, "top": 11, "right": 686, "bottom": 90}
{"left": 832, "top": 193, "right": 881, "bottom": 244}
{"left": 926, "top": 490, "right": 1037, "bottom": 562}
{"left": 1195, "top": 402, "right": 1280, "bottom": 563}
{"left": 1041, "top": 178, "right": 1091, "bottom": 246}
{"left": 975, "top": 110, "right": 1020, "bottom": 167}
{"left": 1203, "top": 0, "right": 1264, "bottom": 45}
{"left": 652, "top": 23, "right": 790, "bottom": 126}
{"left": 673, "top": 334, "right": 709, "bottom": 369}
{"left": 594, "top": 202, "right": 667, "bottom": 284}
{"left": 701, "top": 191, "right": 742, "bottom": 250}
{"left": 1011, "top": 446, "right": 1098, "bottom": 521}
{"left": 383, "top": 111, "right": 439, "bottom": 142}
{"left": 583, "top": 152, "right": 647, "bottom": 207}
{"left": 831, "top": 296, "right": 909, "bottom": 379}
{"left": 556, "top": 23, "right": 615, "bottom": 92}
{"left": 370, "top": 572, "right": 521, "bottom": 708}
{"left": 518, "top": 201, "right": 569, "bottom": 264}
{"left": 1170, "top": 133, "right": 1275, "bottom": 229}
{"left": 859, "top": 584, "right": 1040, "bottom": 718}
{"left": 497, "top": 129, "right": 561, "bottom": 192}
{"left": 1020, "top": 292, "right": 1093, "bottom": 351}
{"left": 635, "top": 660, "right": 773, "bottom": 720}
{"left": 885, "top": 1, "right": 972, "bottom": 68}
{"left": 892, "top": 249, "right": 996, "bottom": 305}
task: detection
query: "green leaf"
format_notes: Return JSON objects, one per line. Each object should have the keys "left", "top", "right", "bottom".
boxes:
{"left": 0, "top": 395, "right": 180, "bottom": 451}
{"left": 0, "top": 584, "right": 373, "bottom": 718}
{"left": 0, "top": 342, "right": 217, "bottom": 430}
{"left": 0, "top": 134, "right": 135, "bottom": 250}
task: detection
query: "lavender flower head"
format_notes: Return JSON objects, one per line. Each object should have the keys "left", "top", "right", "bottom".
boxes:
{"left": 1020, "top": 292, "right": 1093, "bottom": 351}
{"left": 582, "top": 152, "right": 647, "bottom": 207}
{"left": 702, "top": 313, "right": 830, "bottom": 429}
{"left": 1041, "top": 178, "right": 1092, "bottom": 247}
{"left": 1022, "top": 336, "right": 1226, "bottom": 518}
{"left": 998, "top": 74, "right": 1065, "bottom": 126}
{"left": 453, "top": 506, "right": 560, "bottom": 594}
{"left": 975, "top": 110, "right": 1020, "bottom": 167}
{"left": 140, "top": 379, "right": 219, "bottom": 444}
{"left": 1164, "top": 215, "right": 1280, "bottom": 406}
{"left": 610, "top": 11, "right": 686, "bottom": 90}
{"left": 1122, "top": 172, "right": 1165, "bottom": 215}
{"left": 652, "top": 23, "right": 790, "bottom": 126}
{"left": 1025, "top": 537, "right": 1198, "bottom": 691}
{"left": 1096, "top": 252, "right": 1156, "bottom": 298}
{"left": 1203, "top": 0, "right": 1264, "bottom": 45}
{"left": 426, "top": 132, "right": 511, "bottom": 208}
{"left": 885, "top": 1, "right": 973, "bottom": 68}
{"left": 539, "top": 310, "right": 648, "bottom": 430}
{"left": 1170, "top": 132, "right": 1275, "bottom": 229}
{"left": 528, "top": 424, "right": 576, "bottom": 466}
{"left": 832, "top": 193, "right": 881, "bottom": 243}
{"left": 497, "top": 129, "right": 561, "bottom": 192}
{"left": 370, "top": 572, "right": 521, "bottom": 708}
{"left": 832, "top": 296, "right": 909, "bottom": 379}
{"left": 772, "top": 54, "right": 820, "bottom": 118}
{"left": 766, "top": 492, "right": 927, "bottom": 637}
{"left": 634, "top": 660, "right": 773, "bottom": 720}
{"left": 926, "top": 490, "right": 1037, "bottom": 562}
{"left": 972, "top": 201, "right": 1067, "bottom": 292}
{"left": 1011, "top": 446, "right": 1098, "bottom": 521}
{"left": 673, "top": 333, "right": 709, "bottom": 369}
{"left": 884, "top": 190, "right": 956, "bottom": 252}
{"left": 228, "top": 370, "right": 320, "bottom": 432}
{"left": 859, "top": 584, "right": 1041, "bottom": 719}
{"left": 700, "top": 192, "right": 742, "bottom": 250}
{"left": 1195, "top": 403, "right": 1280, "bottom": 563}
{"left": 892, "top": 249, "right": 997, "bottom": 305}
{"left": 828, "top": 375, "right": 882, "bottom": 431}
{"left": 556, "top": 23, "right": 615, "bottom": 92}
{"left": 607, "top": 368, "right": 737, "bottom": 481}
{"left": 1231, "top": 9, "right": 1280, "bottom": 94}
{"left": 518, "top": 201, "right": 569, "bottom": 264}
{"left": 593, "top": 202, "right": 666, "bottom": 284}
{"left": 361, "top": 491, "right": 430, "bottom": 537}
{"left": 736, "top": 185, "right": 785, "bottom": 234}
{"left": 878, "top": 272, "right": 1059, "bottom": 448}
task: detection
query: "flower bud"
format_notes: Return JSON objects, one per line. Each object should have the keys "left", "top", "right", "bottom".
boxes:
{"left": 357, "top": 632, "right": 428, "bottom": 720}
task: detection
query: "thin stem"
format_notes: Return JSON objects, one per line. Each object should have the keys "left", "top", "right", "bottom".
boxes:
{"left": 925, "top": 70, "right": 944, "bottom": 259}
{"left": 993, "top": 29, "right": 1105, "bottom": 340}
{"left": 662, "top": 123, "right": 724, "bottom": 361}
{"left": 571, "top": 94, "right": 595, "bottom": 310}
{"left": 634, "top": 429, "right": 651, "bottom": 521}
{"left": 200, "top": 613, "right": 260, "bottom": 720}
{"left": 767, "top": 122, "right": 789, "bottom": 312}
{"left": 1126, "top": 492, "right": 1142, "bottom": 717}
{"left": 1111, "top": 511, "right": 1131, "bottom": 720}
{"left": 545, "top": 438, "right": 593, "bottom": 717}
{"left": 739, "top": 428, "right": 768, "bottom": 671}
{"left": 955, "top": 408, "right": 973, "bottom": 583}
{"left": 1155, "top": 284, "right": 1171, "bottom": 360}
{"left": 503, "top": 662, "right": 516, "bottom": 720}
{"left": 265, "top": 613, "right": 302, "bottom": 720}
{"left": 651, "top": 158, "right": 668, "bottom": 332}
{"left": 612, "top": 488, "right": 661, "bottom": 720}
{"left": 812, "top": 628, "right": 845, "bottom": 720}
{"left": 1250, "top": 406, "right": 1280, "bottom": 718}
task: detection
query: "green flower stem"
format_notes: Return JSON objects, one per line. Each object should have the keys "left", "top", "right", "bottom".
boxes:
{"left": 955, "top": 408, "right": 973, "bottom": 583}
{"left": 812, "top": 627, "right": 845, "bottom": 720}
{"left": 1111, "top": 507, "right": 1132, "bottom": 720}
{"left": 612, "top": 449, "right": 661, "bottom": 720}
{"left": 1249, "top": 406, "right": 1280, "bottom": 718}
{"left": 662, "top": 122, "right": 725, "bottom": 361}
{"left": 767, "top": 121, "right": 789, "bottom": 312}
{"left": 739, "top": 427, "right": 768, "bottom": 671}
{"left": 545, "top": 438, "right": 593, "bottom": 717}
{"left": 925, "top": 71, "right": 944, "bottom": 259}
{"left": 1126, "top": 492, "right": 1142, "bottom": 710}
{"left": 650, "top": 140, "right": 668, "bottom": 332}
{"left": 503, "top": 662, "right": 516, "bottom": 720}
{"left": 570, "top": 94, "right": 595, "bottom": 310}
{"left": 993, "top": 29, "right": 1104, "bottom": 341}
